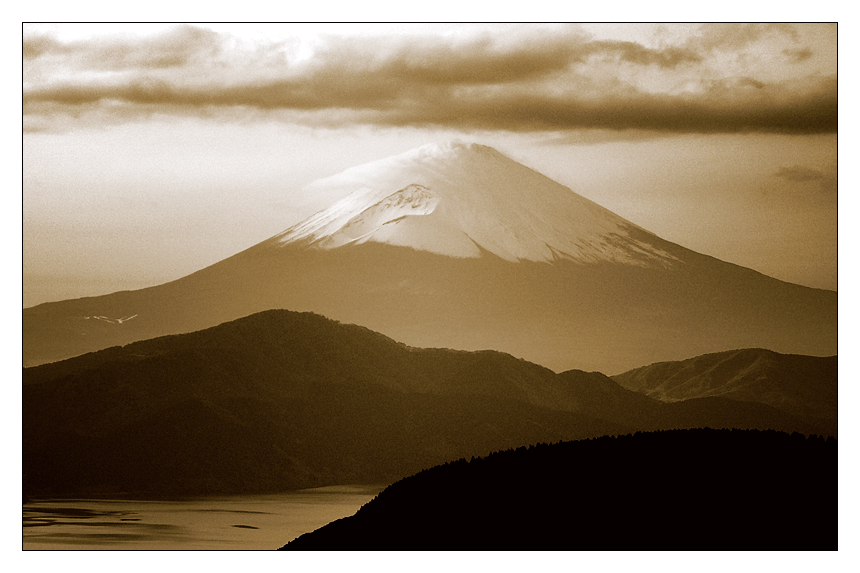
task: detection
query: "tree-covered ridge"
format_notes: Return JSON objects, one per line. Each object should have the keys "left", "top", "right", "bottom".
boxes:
{"left": 24, "top": 310, "right": 834, "bottom": 498}
{"left": 613, "top": 348, "right": 837, "bottom": 431}
{"left": 283, "top": 428, "right": 837, "bottom": 551}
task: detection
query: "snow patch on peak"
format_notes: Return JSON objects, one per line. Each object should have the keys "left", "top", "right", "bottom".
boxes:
{"left": 320, "top": 184, "right": 440, "bottom": 249}
{"left": 273, "top": 142, "right": 680, "bottom": 267}
{"left": 278, "top": 184, "right": 441, "bottom": 248}
{"left": 372, "top": 184, "right": 437, "bottom": 214}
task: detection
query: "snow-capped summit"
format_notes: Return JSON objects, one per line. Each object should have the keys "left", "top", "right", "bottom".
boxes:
{"left": 274, "top": 142, "right": 678, "bottom": 266}
{"left": 22, "top": 141, "right": 836, "bottom": 375}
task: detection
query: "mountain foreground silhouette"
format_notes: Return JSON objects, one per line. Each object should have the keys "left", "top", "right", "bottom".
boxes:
{"left": 282, "top": 429, "right": 837, "bottom": 550}
{"left": 23, "top": 142, "right": 836, "bottom": 373}
{"left": 23, "top": 310, "right": 832, "bottom": 498}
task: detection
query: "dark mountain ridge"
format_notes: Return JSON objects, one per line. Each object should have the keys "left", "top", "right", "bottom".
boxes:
{"left": 24, "top": 310, "right": 833, "bottom": 498}
{"left": 613, "top": 348, "right": 837, "bottom": 435}
{"left": 282, "top": 428, "right": 837, "bottom": 550}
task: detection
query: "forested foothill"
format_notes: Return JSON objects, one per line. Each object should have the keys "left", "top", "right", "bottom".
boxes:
{"left": 284, "top": 428, "right": 837, "bottom": 551}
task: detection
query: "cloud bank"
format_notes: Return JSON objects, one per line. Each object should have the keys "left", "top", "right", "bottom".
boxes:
{"left": 774, "top": 165, "right": 837, "bottom": 195}
{"left": 23, "top": 24, "right": 837, "bottom": 135}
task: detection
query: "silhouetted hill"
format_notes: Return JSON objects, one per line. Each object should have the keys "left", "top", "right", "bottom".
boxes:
{"left": 282, "top": 429, "right": 837, "bottom": 550}
{"left": 23, "top": 240, "right": 837, "bottom": 375}
{"left": 613, "top": 348, "right": 837, "bottom": 435}
{"left": 23, "top": 310, "right": 834, "bottom": 498}
{"left": 23, "top": 310, "right": 623, "bottom": 497}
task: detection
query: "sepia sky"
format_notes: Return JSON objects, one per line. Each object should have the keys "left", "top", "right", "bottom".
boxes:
{"left": 22, "top": 23, "right": 838, "bottom": 307}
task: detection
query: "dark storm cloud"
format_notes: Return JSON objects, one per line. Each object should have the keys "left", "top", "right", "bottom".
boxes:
{"left": 774, "top": 165, "right": 837, "bottom": 195}
{"left": 783, "top": 47, "right": 814, "bottom": 63}
{"left": 23, "top": 25, "right": 836, "bottom": 135}
{"left": 22, "top": 32, "right": 65, "bottom": 59}
{"left": 309, "top": 33, "right": 703, "bottom": 85}
{"left": 774, "top": 165, "right": 827, "bottom": 182}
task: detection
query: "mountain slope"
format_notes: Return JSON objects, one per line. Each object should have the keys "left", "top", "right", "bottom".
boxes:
{"left": 275, "top": 142, "right": 678, "bottom": 266}
{"left": 22, "top": 310, "right": 626, "bottom": 497}
{"left": 23, "top": 142, "right": 836, "bottom": 373}
{"left": 282, "top": 429, "right": 837, "bottom": 550}
{"left": 23, "top": 310, "right": 832, "bottom": 498}
{"left": 613, "top": 348, "right": 837, "bottom": 435}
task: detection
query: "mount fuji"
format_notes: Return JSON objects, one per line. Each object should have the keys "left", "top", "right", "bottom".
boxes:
{"left": 23, "top": 142, "right": 836, "bottom": 373}
{"left": 276, "top": 142, "right": 678, "bottom": 267}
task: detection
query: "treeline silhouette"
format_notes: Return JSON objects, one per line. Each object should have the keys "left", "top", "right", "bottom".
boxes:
{"left": 283, "top": 428, "right": 837, "bottom": 550}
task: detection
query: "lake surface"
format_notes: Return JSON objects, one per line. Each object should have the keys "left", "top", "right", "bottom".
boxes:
{"left": 23, "top": 485, "right": 385, "bottom": 550}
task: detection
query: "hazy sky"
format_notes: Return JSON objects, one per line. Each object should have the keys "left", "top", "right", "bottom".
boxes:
{"left": 22, "top": 23, "right": 838, "bottom": 307}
